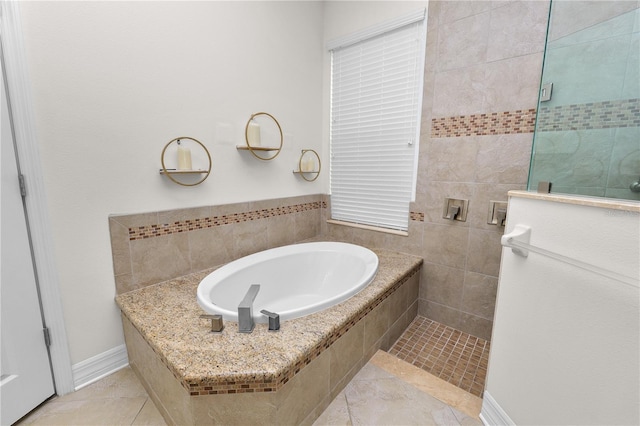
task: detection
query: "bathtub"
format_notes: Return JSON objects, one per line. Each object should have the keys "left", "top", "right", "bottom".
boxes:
{"left": 197, "top": 241, "right": 379, "bottom": 323}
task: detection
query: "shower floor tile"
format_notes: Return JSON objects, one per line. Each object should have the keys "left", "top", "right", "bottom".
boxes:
{"left": 388, "top": 316, "right": 490, "bottom": 398}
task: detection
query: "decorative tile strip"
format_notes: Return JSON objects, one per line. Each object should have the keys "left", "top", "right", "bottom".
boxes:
{"left": 431, "top": 109, "right": 537, "bottom": 138}
{"left": 536, "top": 98, "right": 640, "bottom": 132}
{"left": 128, "top": 202, "right": 323, "bottom": 241}
{"left": 183, "top": 265, "right": 422, "bottom": 395}
{"left": 410, "top": 211, "right": 425, "bottom": 222}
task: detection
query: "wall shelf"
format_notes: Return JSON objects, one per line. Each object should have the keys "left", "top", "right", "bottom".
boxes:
{"left": 159, "top": 169, "right": 208, "bottom": 175}
{"left": 235, "top": 146, "right": 280, "bottom": 152}
{"left": 160, "top": 137, "right": 212, "bottom": 186}
{"left": 293, "top": 149, "right": 321, "bottom": 182}
{"left": 238, "top": 112, "right": 283, "bottom": 161}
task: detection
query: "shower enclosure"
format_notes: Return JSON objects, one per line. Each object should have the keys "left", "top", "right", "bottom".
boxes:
{"left": 528, "top": 1, "right": 640, "bottom": 200}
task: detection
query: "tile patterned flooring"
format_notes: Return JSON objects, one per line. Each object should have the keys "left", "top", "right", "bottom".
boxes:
{"left": 17, "top": 317, "right": 486, "bottom": 425}
{"left": 389, "top": 316, "right": 490, "bottom": 397}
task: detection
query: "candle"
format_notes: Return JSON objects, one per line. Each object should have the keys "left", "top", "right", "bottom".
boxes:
{"left": 302, "top": 156, "right": 315, "bottom": 172}
{"left": 247, "top": 122, "right": 261, "bottom": 147}
{"left": 177, "top": 145, "right": 192, "bottom": 170}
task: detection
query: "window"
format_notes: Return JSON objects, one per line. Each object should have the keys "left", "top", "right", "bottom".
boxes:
{"left": 328, "top": 9, "right": 427, "bottom": 233}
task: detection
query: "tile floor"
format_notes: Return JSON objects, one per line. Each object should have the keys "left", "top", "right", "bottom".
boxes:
{"left": 17, "top": 318, "right": 486, "bottom": 426}
{"left": 389, "top": 316, "right": 490, "bottom": 397}
{"left": 16, "top": 367, "right": 165, "bottom": 425}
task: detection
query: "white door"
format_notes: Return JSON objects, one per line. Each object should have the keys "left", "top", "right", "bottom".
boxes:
{"left": 1, "top": 41, "right": 56, "bottom": 425}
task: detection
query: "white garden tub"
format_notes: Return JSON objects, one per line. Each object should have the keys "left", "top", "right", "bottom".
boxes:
{"left": 197, "top": 242, "right": 379, "bottom": 323}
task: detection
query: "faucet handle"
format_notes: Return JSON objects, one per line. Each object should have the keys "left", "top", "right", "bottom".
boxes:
{"left": 260, "top": 310, "right": 280, "bottom": 331}
{"left": 200, "top": 314, "right": 224, "bottom": 333}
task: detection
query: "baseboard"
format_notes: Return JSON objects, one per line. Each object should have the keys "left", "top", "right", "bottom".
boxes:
{"left": 72, "top": 344, "right": 129, "bottom": 390}
{"left": 480, "top": 391, "right": 515, "bottom": 426}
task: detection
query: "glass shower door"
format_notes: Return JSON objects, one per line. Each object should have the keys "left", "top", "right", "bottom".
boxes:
{"left": 528, "top": 1, "right": 640, "bottom": 201}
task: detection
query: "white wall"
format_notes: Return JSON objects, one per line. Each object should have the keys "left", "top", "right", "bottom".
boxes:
{"left": 18, "top": 0, "right": 429, "bottom": 373}
{"left": 19, "top": 1, "right": 325, "bottom": 365}
{"left": 482, "top": 193, "right": 639, "bottom": 425}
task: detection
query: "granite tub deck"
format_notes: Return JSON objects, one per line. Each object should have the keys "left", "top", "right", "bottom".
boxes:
{"left": 116, "top": 248, "right": 422, "bottom": 425}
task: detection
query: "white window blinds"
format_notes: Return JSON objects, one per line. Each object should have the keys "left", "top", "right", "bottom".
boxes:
{"left": 329, "top": 10, "right": 426, "bottom": 232}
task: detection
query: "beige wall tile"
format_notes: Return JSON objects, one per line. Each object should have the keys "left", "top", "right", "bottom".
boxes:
{"left": 188, "top": 225, "right": 235, "bottom": 272}
{"left": 437, "top": 10, "right": 490, "bottom": 71}
{"left": 482, "top": 53, "right": 544, "bottom": 113}
{"left": 115, "top": 273, "right": 136, "bottom": 295}
{"left": 364, "top": 299, "right": 390, "bottom": 352}
{"left": 405, "top": 272, "right": 420, "bottom": 309}
{"left": 418, "top": 300, "right": 460, "bottom": 330}
{"left": 277, "top": 350, "right": 331, "bottom": 425}
{"left": 389, "top": 281, "right": 410, "bottom": 324}
{"left": 432, "top": 64, "right": 487, "bottom": 117}
{"left": 422, "top": 224, "right": 469, "bottom": 269}
{"left": 233, "top": 218, "right": 268, "bottom": 258}
{"left": 130, "top": 233, "right": 191, "bottom": 288}
{"left": 123, "top": 317, "right": 193, "bottom": 425}
{"left": 267, "top": 214, "right": 296, "bottom": 248}
{"left": 385, "top": 312, "right": 411, "bottom": 351}
{"left": 198, "top": 392, "right": 276, "bottom": 425}
{"left": 109, "top": 218, "right": 132, "bottom": 278}
{"left": 421, "top": 262, "right": 464, "bottom": 309}
{"left": 461, "top": 272, "right": 498, "bottom": 320}
{"left": 329, "top": 320, "right": 364, "bottom": 391}
{"left": 425, "top": 138, "right": 479, "bottom": 182}
{"left": 436, "top": 1, "right": 492, "bottom": 25}
{"left": 295, "top": 210, "right": 321, "bottom": 242}
{"left": 466, "top": 229, "right": 502, "bottom": 277}
{"left": 474, "top": 134, "right": 534, "bottom": 185}
{"left": 457, "top": 311, "right": 493, "bottom": 341}
{"left": 487, "top": 1, "right": 549, "bottom": 62}
{"left": 157, "top": 206, "right": 211, "bottom": 226}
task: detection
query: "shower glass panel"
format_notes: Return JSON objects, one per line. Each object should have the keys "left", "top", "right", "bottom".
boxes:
{"left": 528, "top": 1, "right": 640, "bottom": 201}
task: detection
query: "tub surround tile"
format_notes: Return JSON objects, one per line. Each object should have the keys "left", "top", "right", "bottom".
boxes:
{"left": 118, "top": 247, "right": 421, "bottom": 425}
{"left": 110, "top": 196, "right": 326, "bottom": 295}
{"left": 116, "top": 248, "right": 422, "bottom": 397}
{"left": 130, "top": 233, "right": 191, "bottom": 289}
{"left": 126, "top": 202, "right": 324, "bottom": 241}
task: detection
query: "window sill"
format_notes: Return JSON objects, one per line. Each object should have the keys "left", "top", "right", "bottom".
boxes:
{"left": 326, "top": 219, "right": 409, "bottom": 237}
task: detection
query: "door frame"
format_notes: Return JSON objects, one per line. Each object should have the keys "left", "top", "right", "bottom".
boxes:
{"left": 1, "top": 1, "right": 74, "bottom": 395}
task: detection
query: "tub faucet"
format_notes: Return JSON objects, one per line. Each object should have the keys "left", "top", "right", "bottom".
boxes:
{"left": 238, "top": 284, "right": 260, "bottom": 333}
{"left": 260, "top": 310, "right": 280, "bottom": 331}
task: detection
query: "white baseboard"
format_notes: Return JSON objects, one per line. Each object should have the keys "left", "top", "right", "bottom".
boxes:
{"left": 72, "top": 344, "right": 129, "bottom": 391}
{"left": 480, "top": 391, "right": 515, "bottom": 426}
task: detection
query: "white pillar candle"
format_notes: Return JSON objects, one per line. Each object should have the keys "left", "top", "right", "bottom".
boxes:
{"left": 177, "top": 146, "right": 192, "bottom": 170}
{"left": 302, "top": 156, "right": 315, "bottom": 172}
{"left": 247, "top": 122, "right": 261, "bottom": 147}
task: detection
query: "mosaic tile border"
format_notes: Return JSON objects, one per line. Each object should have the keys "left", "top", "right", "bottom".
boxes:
{"left": 183, "top": 265, "right": 421, "bottom": 396}
{"left": 431, "top": 109, "right": 537, "bottom": 138}
{"left": 128, "top": 202, "right": 326, "bottom": 241}
{"left": 410, "top": 211, "right": 425, "bottom": 222}
{"left": 537, "top": 98, "right": 640, "bottom": 132}
{"left": 127, "top": 203, "right": 424, "bottom": 241}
